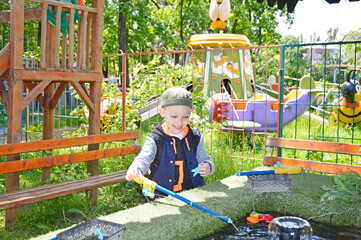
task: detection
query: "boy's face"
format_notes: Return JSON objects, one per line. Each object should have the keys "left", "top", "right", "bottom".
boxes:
{"left": 159, "top": 105, "right": 193, "bottom": 135}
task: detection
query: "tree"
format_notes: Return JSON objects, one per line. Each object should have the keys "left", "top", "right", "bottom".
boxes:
{"left": 228, "top": 0, "right": 294, "bottom": 45}
{"left": 101, "top": 0, "right": 295, "bottom": 64}
{"left": 282, "top": 35, "right": 307, "bottom": 80}
{"left": 310, "top": 31, "right": 321, "bottom": 42}
{"left": 327, "top": 27, "right": 339, "bottom": 41}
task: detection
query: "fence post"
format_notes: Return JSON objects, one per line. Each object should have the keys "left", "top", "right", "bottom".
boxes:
{"left": 121, "top": 53, "right": 127, "bottom": 132}
{"left": 277, "top": 45, "right": 285, "bottom": 157}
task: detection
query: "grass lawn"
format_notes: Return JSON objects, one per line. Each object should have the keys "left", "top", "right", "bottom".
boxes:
{"left": 34, "top": 171, "right": 361, "bottom": 240}
{"left": 1, "top": 115, "right": 361, "bottom": 239}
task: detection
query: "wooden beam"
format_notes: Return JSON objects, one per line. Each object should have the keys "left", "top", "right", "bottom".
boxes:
{"left": 28, "top": 0, "right": 98, "bottom": 13}
{"left": 14, "top": 69, "right": 102, "bottom": 82}
{"left": 0, "top": 8, "right": 42, "bottom": 23}
{"left": 85, "top": 15, "right": 91, "bottom": 69}
{"left": 0, "top": 81, "right": 8, "bottom": 113}
{"left": 70, "top": 80, "right": 95, "bottom": 112}
{"left": 50, "top": 82, "right": 68, "bottom": 109}
{"left": 0, "top": 69, "right": 10, "bottom": 80}
{"left": 7, "top": 0, "right": 25, "bottom": 227}
{"left": 264, "top": 156, "right": 361, "bottom": 176}
{"left": 0, "top": 170, "right": 126, "bottom": 210}
{"left": 62, "top": 34, "right": 67, "bottom": 69}
{"left": 67, "top": 8, "right": 75, "bottom": 69}
{"left": 0, "top": 43, "right": 10, "bottom": 77}
{"left": 266, "top": 138, "right": 361, "bottom": 156}
{"left": 6, "top": 79, "right": 23, "bottom": 229}
{"left": 80, "top": 10, "right": 88, "bottom": 70}
{"left": 0, "top": 131, "right": 139, "bottom": 155}
{"left": 40, "top": 3, "right": 47, "bottom": 68}
{"left": 80, "top": 82, "right": 90, "bottom": 97}
{"left": 54, "top": 5, "right": 61, "bottom": 69}
{"left": 22, "top": 81, "right": 51, "bottom": 111}
{"left": 1, "top": 170, "right": 126, "bottom": 199}
{"left": 76, "top": 14, "right": 83, "bottom": 69}
{"left": 87, "top": 80, "right": 102, "bottom": 201}
{"left": 42, "top": 82, "right": 55, "bottom": 182}
{"left": 46, "top": 22, "right": 56, "bottom": 69}
{"left": 23, "top": 81, "right": 45, "bottom": 108}
{"left": 10, "top": 0, "right": 24, "bottom": 70}
{"left": 0, "top": 145, "right": 140, "bottom": 174}
{"left": 90, "top": 0, "right": 104, "bottom": 73}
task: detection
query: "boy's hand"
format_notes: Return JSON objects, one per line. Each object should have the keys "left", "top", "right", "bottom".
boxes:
{"left": 199, "top": 163, "right": 211, "bottom": 177}
{"left": 126, "top": 166, "right": 140, "bottom": 181}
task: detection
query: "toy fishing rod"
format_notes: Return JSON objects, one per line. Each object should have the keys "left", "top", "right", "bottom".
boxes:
{"left": 133, "top": 174, "right": 237, "bottom": 229}
{"left": 235, "top": 166, "right": 302, "bottom": 176}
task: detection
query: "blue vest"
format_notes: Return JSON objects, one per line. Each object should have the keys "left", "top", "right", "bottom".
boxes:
{"left": 152, "top": 133, "right": 206, "bottom": 192}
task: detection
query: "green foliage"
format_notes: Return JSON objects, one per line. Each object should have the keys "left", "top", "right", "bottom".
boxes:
{"left": 104, "top": 0, "right": 210, "bottom": 54}
{"left": 253, "top": 47, "right": 281, "bottom": 83}
{"left": 282, "top": 35, "right": 308, "bottom": 80}
{"left": 65, "top": 204, "right": 103, "bottom": 220}
{"left": 48, "top": 163, "right": 90, "bottom": 183}
{"left": 0, "top": 1, "right": 10, "bottom": 10}
{"left": 236, "top": 0, "right": 293, "bottom": 45}
{"left": 322, "top": 171, "right": 361, "bottom": 205}
{"left": 102, "top": 0, "right": 294, "bottom": 55}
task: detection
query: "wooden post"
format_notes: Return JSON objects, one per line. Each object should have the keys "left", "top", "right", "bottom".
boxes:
{"left": 62, "top": 35, "right": 67, "bottom": 69}
{"left": 86, "top": 0, "right": 104, "bottom": 203}
{"left": 42, "top": 82, "right": 54, "bottom": 182}
{"left": 87, "top": 81, "right": 101, "bottom": 203}
{"left": 6, "top": 80, "right": 23, "bottom": 229}
{"left": 40, "top": 2, "right": 47, "bottom": 68}
{"left": 6, "top": 0, "right": 24, "bottom": 229}
{"left": 54, "top": 5, "right": 62, "bottom": 69}
{"left": 80, "top": 10, "right": 88, "bottom": 70}
{"left": 46, "top": 21, "right": 56, "bottom": 68}
{"left": 90, "top": 0, "right": 104, "bottom": 72}
{"left": 67, "top": 8, "right": 75, "bottom": 70}
{"left": 85, "top": 15, "right": 91, "bottom": 69}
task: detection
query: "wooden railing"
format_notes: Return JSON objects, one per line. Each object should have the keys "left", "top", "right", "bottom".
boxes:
{"left": 1, "top": 0, "right": 102, "bottom": 72}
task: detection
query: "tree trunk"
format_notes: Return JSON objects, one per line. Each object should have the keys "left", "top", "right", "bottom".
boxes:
{"left": 174, "top": 0, "right": 185, "bottom": 66}
{"left": 118, "top": 2, "right": 129, "bottom": 87}
{"left": 179, "top": 0, "right": 184, "bottom": 43}
{"left": 232, "top": 19, "right": 238, "bottom": 33}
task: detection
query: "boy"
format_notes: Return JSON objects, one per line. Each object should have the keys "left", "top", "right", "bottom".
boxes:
{"left": 126, "top": 87, "right": 214, "bottom": 196}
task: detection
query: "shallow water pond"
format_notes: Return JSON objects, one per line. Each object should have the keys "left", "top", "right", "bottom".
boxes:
{"left": 200, "top": 217, "right": 361, "bottom": 240}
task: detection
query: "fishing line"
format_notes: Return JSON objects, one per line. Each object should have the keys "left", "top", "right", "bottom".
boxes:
{"left": 231, "top": 222, "right": 239, "bottom": 232}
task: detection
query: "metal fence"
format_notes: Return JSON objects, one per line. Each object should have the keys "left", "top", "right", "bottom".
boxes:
{"left": 103, "top": 45, "right": 283, "bottom": 178}
{"left": 280, "top": 41, "right": 361, "bottom": 166}
{"left": 1, "top": 11, "right": 361, "bottom": 173}
{"left": 102, "top": 40, "right": 361, "bottom": 176}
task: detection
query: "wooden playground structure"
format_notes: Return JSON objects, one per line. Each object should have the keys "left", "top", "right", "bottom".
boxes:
{"left": 0, "top": 0, "right": 140, "bottom": 229}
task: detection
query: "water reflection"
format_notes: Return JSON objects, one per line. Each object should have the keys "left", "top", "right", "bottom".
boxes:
{"left": 200, "top": 217, "right": 360, "bottom": 240}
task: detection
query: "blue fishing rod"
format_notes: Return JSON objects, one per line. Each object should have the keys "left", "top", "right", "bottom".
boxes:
{"left": 133, "top": 174, "right": 236, "bottom": 227}
{"left": 156, "top": 184, "right": 232, "bottom": 224}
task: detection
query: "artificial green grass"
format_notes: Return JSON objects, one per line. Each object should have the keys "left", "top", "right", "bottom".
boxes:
{"left": 34, "top": 171, "right": 361, "bottom": 240}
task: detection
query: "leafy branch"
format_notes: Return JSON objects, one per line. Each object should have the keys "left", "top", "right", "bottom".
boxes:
{"left": 307, "top": 171, "right": 361, "bottom": 221}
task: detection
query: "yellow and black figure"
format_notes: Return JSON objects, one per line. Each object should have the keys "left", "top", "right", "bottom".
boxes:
{"left": 209, "top": 0, "right": 230, "bottom": 30}
{"left": 333, "top": 69, "right": 361, "bottom": 125}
